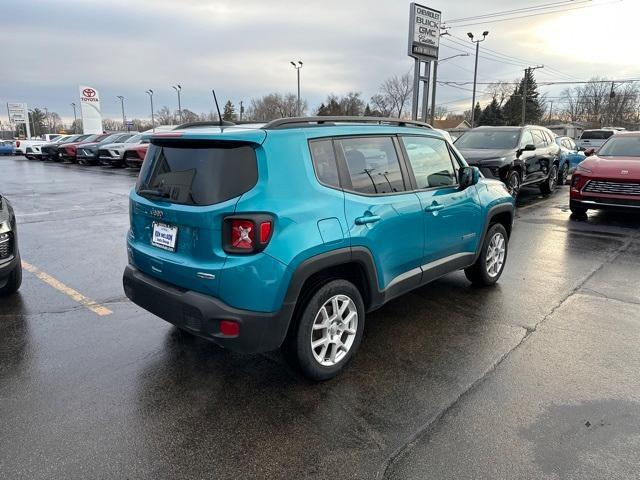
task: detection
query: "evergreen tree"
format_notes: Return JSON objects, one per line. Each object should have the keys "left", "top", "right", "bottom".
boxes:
{"left": 316, "top": 103, "right": 327, "bottom": 116}
{"left": 364, "top": 104, "right": 372, "bottom": 116}
{"left": 222, "top": 100, "right": 236, "bottom": 121}
{"left": 472, "top": 102, "right": 482, "bottom": 127}
{"left": 478, "top": 98, "right": 504, "bottom": 126}
{"left": 502, "top": 69, "right": 543, "bottom": 125}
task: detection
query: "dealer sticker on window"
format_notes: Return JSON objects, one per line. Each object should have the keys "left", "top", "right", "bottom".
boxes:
{"left": 152, "top": 222, "right": 178, "bottom": 251}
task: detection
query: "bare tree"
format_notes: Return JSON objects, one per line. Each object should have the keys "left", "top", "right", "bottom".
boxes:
{"left": 246, "top": 93, "right": 306, "bottom": 121}
{"left": 370, "top": 71, "right": 414, "bottom": 118}
{"left": 486, "top": 81, "right": 514, "bottom": 108}
{"left": 433, "top": 105, "right": 449, "bottom": 120}
{"left": 155, "top": 106, "right": 174, "bottom": 125}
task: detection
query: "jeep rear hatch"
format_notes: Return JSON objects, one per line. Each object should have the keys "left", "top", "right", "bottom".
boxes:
{"left": 129, "top": 138, "right": 260, "bottom": 296}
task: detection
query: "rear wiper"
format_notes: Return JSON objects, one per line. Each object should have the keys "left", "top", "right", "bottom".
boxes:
{"left": 138, "top": 188, "right": 170, "bottom": 199}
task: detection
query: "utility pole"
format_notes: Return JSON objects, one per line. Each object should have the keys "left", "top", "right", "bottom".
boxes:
{"left": 430, "top": 52, "right": 469, "bottom": 124}
{"left": 547, "top": 100, "right": 554, "bottom": 124}
{"left": 70, "top": 103, "right": 77, "bottom": 133}
{"left": 468, "top": 31, "right": 489, "bottom": 128}
{"left": 117, "top": 96, "right": 126, "bottom": 130}
{"left": 521, "top": 65, "right": 543, "bottom": 126}
{"left": 146, "top": 90, "right": 155, "bottom": 132}
{"left": 172, "top": 85, "right": 182, "bottom": 123}
{"left": 290, "top": 61, "right": 303, "bottom": 116}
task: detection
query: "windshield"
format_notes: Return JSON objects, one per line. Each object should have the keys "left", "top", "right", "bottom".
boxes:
{"left": 97, "top": 133, "right": 122, "bottom": 144}
{"left": 597, "top": 137, "right": 640, "bottom": 157}
{"left": 581, "top": 130, "right": 615, "bottom": 140}
{"left": 454, "top": 130, "right": 520, "bottom": 150}
{"left": 125, "top": 134, "right": 142, "bottom": 144}
{"left": 136, "top": 140, "right": 258, "bottom": 206}
{"left": 61, "top": 135, "right": 82, "bottom": 143}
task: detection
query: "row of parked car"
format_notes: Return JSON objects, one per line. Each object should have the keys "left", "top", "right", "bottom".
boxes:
{"left": 20, "top": 132, "right": 150, "bottom": 168}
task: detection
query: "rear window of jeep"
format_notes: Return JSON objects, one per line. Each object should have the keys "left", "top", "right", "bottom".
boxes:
{"left": 136, "top": 140, "right": 257, "bottom": 206}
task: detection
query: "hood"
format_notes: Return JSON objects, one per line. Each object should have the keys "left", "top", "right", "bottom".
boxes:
{"left": 580, "top": 156, "right": 640, "bottom": 180}
{"left": 100, "top": 142, "right": 128, "bottom": 149}
{"left": 456, "top": 148, "right": 513, "bottom": 165}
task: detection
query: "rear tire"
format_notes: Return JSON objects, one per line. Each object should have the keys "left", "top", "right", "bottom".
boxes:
{"left": 465, "top": 223, "right": 508, "bottom": 286}
{"left": 283, "top": 279, "right": 365, "bottom": 381}
{"left": 0, "top": 260, "right": 22, "bottom": 296}
{"left": 540, "top": 164, "right": 559, "bottom": 195}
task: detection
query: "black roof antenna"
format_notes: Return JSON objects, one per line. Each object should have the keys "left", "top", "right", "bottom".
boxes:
{"left": 212, "top": 89, "right": 223, "bottom": 127}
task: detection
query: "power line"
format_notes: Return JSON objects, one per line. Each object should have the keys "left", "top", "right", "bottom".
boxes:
{"left": 444, "top": 1, "right": 622, "bottom": 28}
{"left": 438, "top": 78, "right": 640, "bottom": 86}
{"left": 444, "top": 1, "right": 587, "bottom": 24}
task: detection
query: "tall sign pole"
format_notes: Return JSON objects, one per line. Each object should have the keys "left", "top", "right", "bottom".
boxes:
{"left": 408, "top": 3, "right": 441, "bottom": 122}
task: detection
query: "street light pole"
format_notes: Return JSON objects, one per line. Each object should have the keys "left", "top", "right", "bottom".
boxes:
{"left": 430, "top": 53, "right": 470, "bottom": 124}
{"left": 239, "top": 101, "right": 244, "bottom": 122}
{"left": 468, "top": 31, "right": 489, "bottom": 128}
{"left": 172, "top": 85, "right": 182, "bottom": 123}
{"left": 290, "top": 61, "right": 303, "bottom": 116}
{"left": 70, "top": 103, "right": 77, "bottom": 133}
{"left": 116, "top": 96, "right": 126, "bottom": 130}
{"left": 146, "top": 90, "right": 155, "bottom": 132}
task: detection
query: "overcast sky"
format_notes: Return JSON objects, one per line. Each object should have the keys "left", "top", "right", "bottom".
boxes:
{"left": 1, "top": 0, "right": 638, "bottom": 123}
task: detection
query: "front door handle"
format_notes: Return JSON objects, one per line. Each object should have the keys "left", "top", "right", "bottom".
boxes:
{"left": 355, "top": 214, "right": 381, "bottom": 225}
{"left": 425, "top": 203, "right": 444, "bottom": 213}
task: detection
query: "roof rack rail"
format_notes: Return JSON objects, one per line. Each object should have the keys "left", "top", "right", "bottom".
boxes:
{"left": 174, "top": 120, "right": 236, "bottom": 130}
{"left": 263, "top": 116, "right": 433, "bottom": 130}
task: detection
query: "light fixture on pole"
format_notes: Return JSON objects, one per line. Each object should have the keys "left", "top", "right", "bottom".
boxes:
{"left": 145, "top": 89, "right": 155, "bottom": 132}
{"left": 290, "top": 61, "right": 303, "bottom": 116}
{"left": 116, "top": 96, "right": 126, "bottom": 130}
{"left": 468, "top": 31, "right": 489, "bottom": 128}
{"left": 172, "top": 85, "right": 182, "bottom": 123}
{"left": 70, "top": 102, "right": 78, "bottom": 133}
{"left": 430, "top": 52, "right": 470, "bottom": 124}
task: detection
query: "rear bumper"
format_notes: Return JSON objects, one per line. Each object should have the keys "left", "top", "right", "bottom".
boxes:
{"left": 123, "top": 265, "right": 295, "bottom": 354}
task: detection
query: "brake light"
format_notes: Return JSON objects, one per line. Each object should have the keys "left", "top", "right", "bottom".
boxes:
{"left": 16, "top": 141, "right": 20, "bottom": 147}
{"left": 231, "top": 220, "right": 254, "bottom": 249}
{"left": 223, "top": 215, "right": 274, "bottom": 254}
{"left": 220, "top": 320, "right": 240, "bottom": 337}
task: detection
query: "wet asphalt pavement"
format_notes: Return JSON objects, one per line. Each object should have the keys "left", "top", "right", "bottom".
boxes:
{"left": 1, "top": 155, "right": 639, "bottom": 479}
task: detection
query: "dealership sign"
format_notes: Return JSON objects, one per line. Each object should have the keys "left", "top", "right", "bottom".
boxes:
{"left": 78, "top": 85, "right": 103, "bottom": 134}
{"left": 408, "top": 3, "right": 441, "bottom": 61}
{"left": 8, "top": 102, "right": 28, "bottom": 124}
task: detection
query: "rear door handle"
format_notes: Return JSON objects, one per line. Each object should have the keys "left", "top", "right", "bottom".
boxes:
{"left": 425, "top": 204, "right": 444, "bottom": 213}
{"left": 355, "top": 214, "right": 381, "bottom": 225}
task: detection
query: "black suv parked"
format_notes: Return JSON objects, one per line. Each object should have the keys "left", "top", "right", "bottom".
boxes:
{"left": 454, "top": 126, "right": 561, "bottom": 196}
{"left": 0, "top": 194, "right": 21, "bottom": 295}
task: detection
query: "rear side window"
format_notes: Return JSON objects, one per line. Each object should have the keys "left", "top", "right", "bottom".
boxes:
{"left": 337, "top": 136, "right": 405, "bottom": 195}
{"left": 136, "top": 140, "right": 257, "bottom": 206}
{"left": 402, "top": 136, "right": 457, "bottom": 188}
{"left": 309, "top": 140, "right": 340, "bottom": 188}
{"left": 581, "top": 130, "right": 614, "bottom": 140}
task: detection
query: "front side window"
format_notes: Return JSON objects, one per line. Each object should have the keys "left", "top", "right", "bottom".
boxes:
{"left": 402, "top": 136, "right": 457, "bottom": 189}
{"left": 520, "top": 131, "right": 535, "bottom": 148}
{"left": 337, "top": 136, "right": 405, "bottom": 195}
{"left": 532, "top": 130, "right": 547, "bottom": 148}
{"left": 309, "top": 140, "right": 340, "bottom": 188}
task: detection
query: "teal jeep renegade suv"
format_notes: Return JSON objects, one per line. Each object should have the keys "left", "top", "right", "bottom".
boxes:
{"left": 123, "top": 117, "right": 515, "bottom": 380}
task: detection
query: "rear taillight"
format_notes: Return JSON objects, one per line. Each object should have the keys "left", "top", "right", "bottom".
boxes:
{"left": 15, "top": 141, "right": 20, "bottom": 147}
{"left": 223, "top": 215, "right": 274, "bottom": 254}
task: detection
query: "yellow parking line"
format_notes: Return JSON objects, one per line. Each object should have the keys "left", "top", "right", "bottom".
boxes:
{"left": 21, "top": 261, "right": 113, "bottom": 317}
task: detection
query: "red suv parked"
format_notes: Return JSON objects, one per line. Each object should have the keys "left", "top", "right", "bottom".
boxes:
{"left": 570, "top": 132, "right": 640, "bottom": 215}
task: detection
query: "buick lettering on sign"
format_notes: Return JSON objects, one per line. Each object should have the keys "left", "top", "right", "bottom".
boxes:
{"left": 408, "top": 3, "right": 441, "bottom": 61}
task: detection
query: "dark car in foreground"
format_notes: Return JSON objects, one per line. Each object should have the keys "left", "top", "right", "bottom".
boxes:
{"left": 454, "top": 126, "right": 561, "bottom": 196}
{"left": 0, "top": 194, "right": 21, "bottom": 295}
{"left": 570, "top": 132, "right": 640, "bottom": 215}
{"left": 76, "top": 132, "right": 135, "bottom": 165}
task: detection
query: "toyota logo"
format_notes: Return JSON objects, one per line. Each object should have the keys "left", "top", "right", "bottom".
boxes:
{"left": 83, "top": 88, "right": 96, "bottom": 98}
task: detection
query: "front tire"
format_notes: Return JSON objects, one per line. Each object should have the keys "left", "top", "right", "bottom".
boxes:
{"left": 540, "top": 164, "right": 559, "bottom": 195}
{"left": 284, "top": 279, "right": 365, "bottom": 381}
{"left": 570, "top": 201, "right": 588, "bottom": 216}
{"left": 506, "top": 170, "right": 520, "bottom": 198}
{"left": 559, "top": 162, "right": 569, "bottom": 186}
{"left": 0, "top": 260, "right": 22, "bottom": 296}
{"left": 465, "top": 223, "right": 508, "bottom": 286}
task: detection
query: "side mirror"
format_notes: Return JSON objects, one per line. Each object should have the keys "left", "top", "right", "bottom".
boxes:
{"left": 517, "top": 144, "right": 536, "bottom": 157}
{"left": 577, "top": 146, "right": 585, "bottom": 152}
{"left": 584, "top": 148, "right": 596, "bottom": 157}
{"left": 459, "top": 166, "right": 480, "bottom": 189}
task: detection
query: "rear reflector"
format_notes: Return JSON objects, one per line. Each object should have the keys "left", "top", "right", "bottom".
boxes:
{"left": 259, "top": 221, "right": 272, "bottom": 243}
{"left": 220, "top": 320, "right": 240, "bottom": 336}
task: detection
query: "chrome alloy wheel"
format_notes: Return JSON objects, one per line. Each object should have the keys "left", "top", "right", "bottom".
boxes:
{"left": 486, "top": 232, "right": 506, "bottom": 278}
{"left": 310, "top": 294, "right": 358, "bottom": 367}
